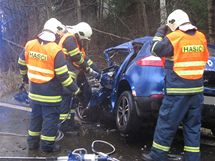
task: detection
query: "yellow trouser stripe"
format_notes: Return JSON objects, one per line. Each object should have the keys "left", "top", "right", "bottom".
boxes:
{"left": 152, "top": 141, "right": 170, "bottom": 152}
{"left": 166, "top": 86, "right": 203, "bottom": 94}
{"left": 18, "top": 58, "right": 26, "bottom": 66}
{"left": 59, "top": 113, "right": 71, "bottom": 120}
{"left": 184, "top": 146, "right": 200, "bottom": 152}
{"left": 28, "top": 130, "right": 40, "bottom": 136}
{"left": 41, "top": 135, "right": 55, "bottom": 141}
{"left": 29, "top": 93, "right": 62, "bottom": 103}
{"left": 62, "top": 76, "right": 73, "bottom": 87}
{"left": 55, "top": 65, "right": 68, "bottom": 75}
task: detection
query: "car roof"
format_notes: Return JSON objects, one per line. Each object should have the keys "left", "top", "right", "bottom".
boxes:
{"left": 104, "top": 36, "right": 153, "bottom": 53}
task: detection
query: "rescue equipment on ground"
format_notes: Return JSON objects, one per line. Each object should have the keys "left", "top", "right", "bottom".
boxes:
{"left": 0, "top": 140, "right": 120, "bottom": 161}
{"left": 68, "top": 140, "right": 119, "bottom": 161}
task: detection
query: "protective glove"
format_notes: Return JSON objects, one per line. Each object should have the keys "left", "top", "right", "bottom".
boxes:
{"left": 86, "top": 67, "right": 101, "bottom": 80}
{"left": 155, "top": 25, "right": 168, "bottom": 38}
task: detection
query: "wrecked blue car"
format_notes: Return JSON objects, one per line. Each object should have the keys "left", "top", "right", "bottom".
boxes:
{"left": 202, "top": 44, "right": 215, "bottom": 135}
{"left": 76, "top": 37, "right": 215, "bottom": 135}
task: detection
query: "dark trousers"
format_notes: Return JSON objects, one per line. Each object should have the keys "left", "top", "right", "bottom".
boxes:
{"left": 149, "top": 94, "right": 203, "bottom": 161}
{"left": 59, "top": 96, "right": 75, "bottom": 130}
{"left": 27, "top": 102, "right": 60, "bottom": 151}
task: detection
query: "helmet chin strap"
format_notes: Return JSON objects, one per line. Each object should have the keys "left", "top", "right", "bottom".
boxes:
{"left": 74, "top": 33, "right": 81, "bottom": 41}
{"left": 55, "top": 33, "right": 61, "bottom": 43}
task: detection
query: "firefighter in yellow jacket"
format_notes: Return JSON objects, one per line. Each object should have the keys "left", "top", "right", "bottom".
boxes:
{"left": 59, "top": 22, "right": 100, "bottom": 73}
{"left": 56, "top": 22, "right": 100, "bottom": 132}
{"left": 18, "top": 18, "right": 80, "bottom": 152}
{"left": 142, "top": 9, "right": 209, "bottom": 161}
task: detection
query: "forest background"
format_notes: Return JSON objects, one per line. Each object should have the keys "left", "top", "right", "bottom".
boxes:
{"left": 0, "top": 0, "right": 214, "bottom": 96}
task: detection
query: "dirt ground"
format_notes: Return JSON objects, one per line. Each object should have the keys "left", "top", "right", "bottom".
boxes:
{"left": 1, "top": 92, "right": 215, "bottom": 161}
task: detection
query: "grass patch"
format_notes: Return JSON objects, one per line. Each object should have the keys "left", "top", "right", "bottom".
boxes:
{"left": 0, "top": 69, "right": 22, "bottom": 98}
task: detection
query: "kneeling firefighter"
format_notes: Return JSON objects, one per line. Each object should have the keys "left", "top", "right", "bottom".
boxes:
{"left": 18, "top": 18, "right": 80, "bottom": 152}
{"left": 56, "top": 21, "right": 101, "bottom": 132}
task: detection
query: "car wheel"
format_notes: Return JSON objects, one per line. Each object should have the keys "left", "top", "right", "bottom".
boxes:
{"left": 75, "top": 102, "right": 88, "bottom": 121}
{"left": 116, "top": 91, "right": 139, "bottom": 134}
{"left": 211, "top": 128, "right": 215, "bottom": 136}
{"left": 75, "top": 102, "right": 99, "bottom": 122}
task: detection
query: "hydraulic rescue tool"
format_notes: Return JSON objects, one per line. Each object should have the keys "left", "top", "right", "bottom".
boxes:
{"left": 0, "top": 140, "right": 120, "bottom": 161}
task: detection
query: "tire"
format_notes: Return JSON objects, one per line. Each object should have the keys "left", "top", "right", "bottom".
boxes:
{"left": 75, "top": 102, "right": 99, "bottom": 122}
{"left": 211, "top": 128, "right": 215, "bottom": 136}
{"left": 116, "top": 91, "right": 140, "bottom": 134}
{"left": 75, "top": 102, "right": 88, "bottom": 121}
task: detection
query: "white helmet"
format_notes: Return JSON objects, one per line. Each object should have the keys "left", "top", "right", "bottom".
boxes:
{"left": 68, "top": 22, "right": 92, "bottom": 40}
{"left": 66, "top": 25, "right": 75, "bottom": 34}
{"left": 167, "top": 9, "right": 196, "bottom": 31}
{"left": 38, "top": 18, "right": 66, "bottom": 41}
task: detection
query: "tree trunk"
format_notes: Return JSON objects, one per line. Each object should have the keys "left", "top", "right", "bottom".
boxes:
{"left": 76, "top": 0, "right": 81, "bottom": 22}
{"left": 140, "top": 1, "right": 149, "bottom": 35}
{"left": 44, "top": 0, "right": 53, "bottom": 18}
{"left": 208, "top": 0, "right": 215, "bottom": 44}
{"left": 0, "top": 12, "right": 5, "bottom": 72}
{"left": 160, "top": 0, "right": 167, "bottom": 25}
{"left": 97, "top": 0, "right": 101, "bottom": 21}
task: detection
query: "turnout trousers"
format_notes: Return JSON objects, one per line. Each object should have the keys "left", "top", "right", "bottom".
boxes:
{"left": 27, "top": 102, "right": 60, "bottom": 151}
{"left": 59, "top": 95, "right": 76, "bottom": 131}
{"left": 149, "top": 93, "right": 203, "bottom": 161}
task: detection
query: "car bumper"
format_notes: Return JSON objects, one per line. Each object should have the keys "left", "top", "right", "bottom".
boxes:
{"left": 134, "top": 96, "right": 163, "bottom": 119}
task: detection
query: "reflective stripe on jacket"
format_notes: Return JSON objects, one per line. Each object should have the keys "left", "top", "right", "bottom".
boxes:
{"left": 73, "top": 48, "right": 86, "bottom": 67}
{"left": 59, "top": 33, "right": 86, "bottom": 58}
{"left": 58, "top": 33, "right": 75, "bottom": 55}
{"left": 58, "top": 32, "right": 86, "bottom": 68}
{"left": 166, "top": 30, "right": 208, "bottom": 80}
{"left": 28, "top": 92, "right": 62, "bottom": 103}
{"left": 25, "top": 39, "right": 61, "bottom": 83}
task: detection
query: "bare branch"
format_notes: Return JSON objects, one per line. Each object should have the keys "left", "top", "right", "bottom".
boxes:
{"left": 2, "top": 37, "right": 24, "bottom": 49}
{"left": 92, "top": 27, "right": 131, "bottom": 41}
{"left": 116, "top": 15, "right": 133, "bottom": 34}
